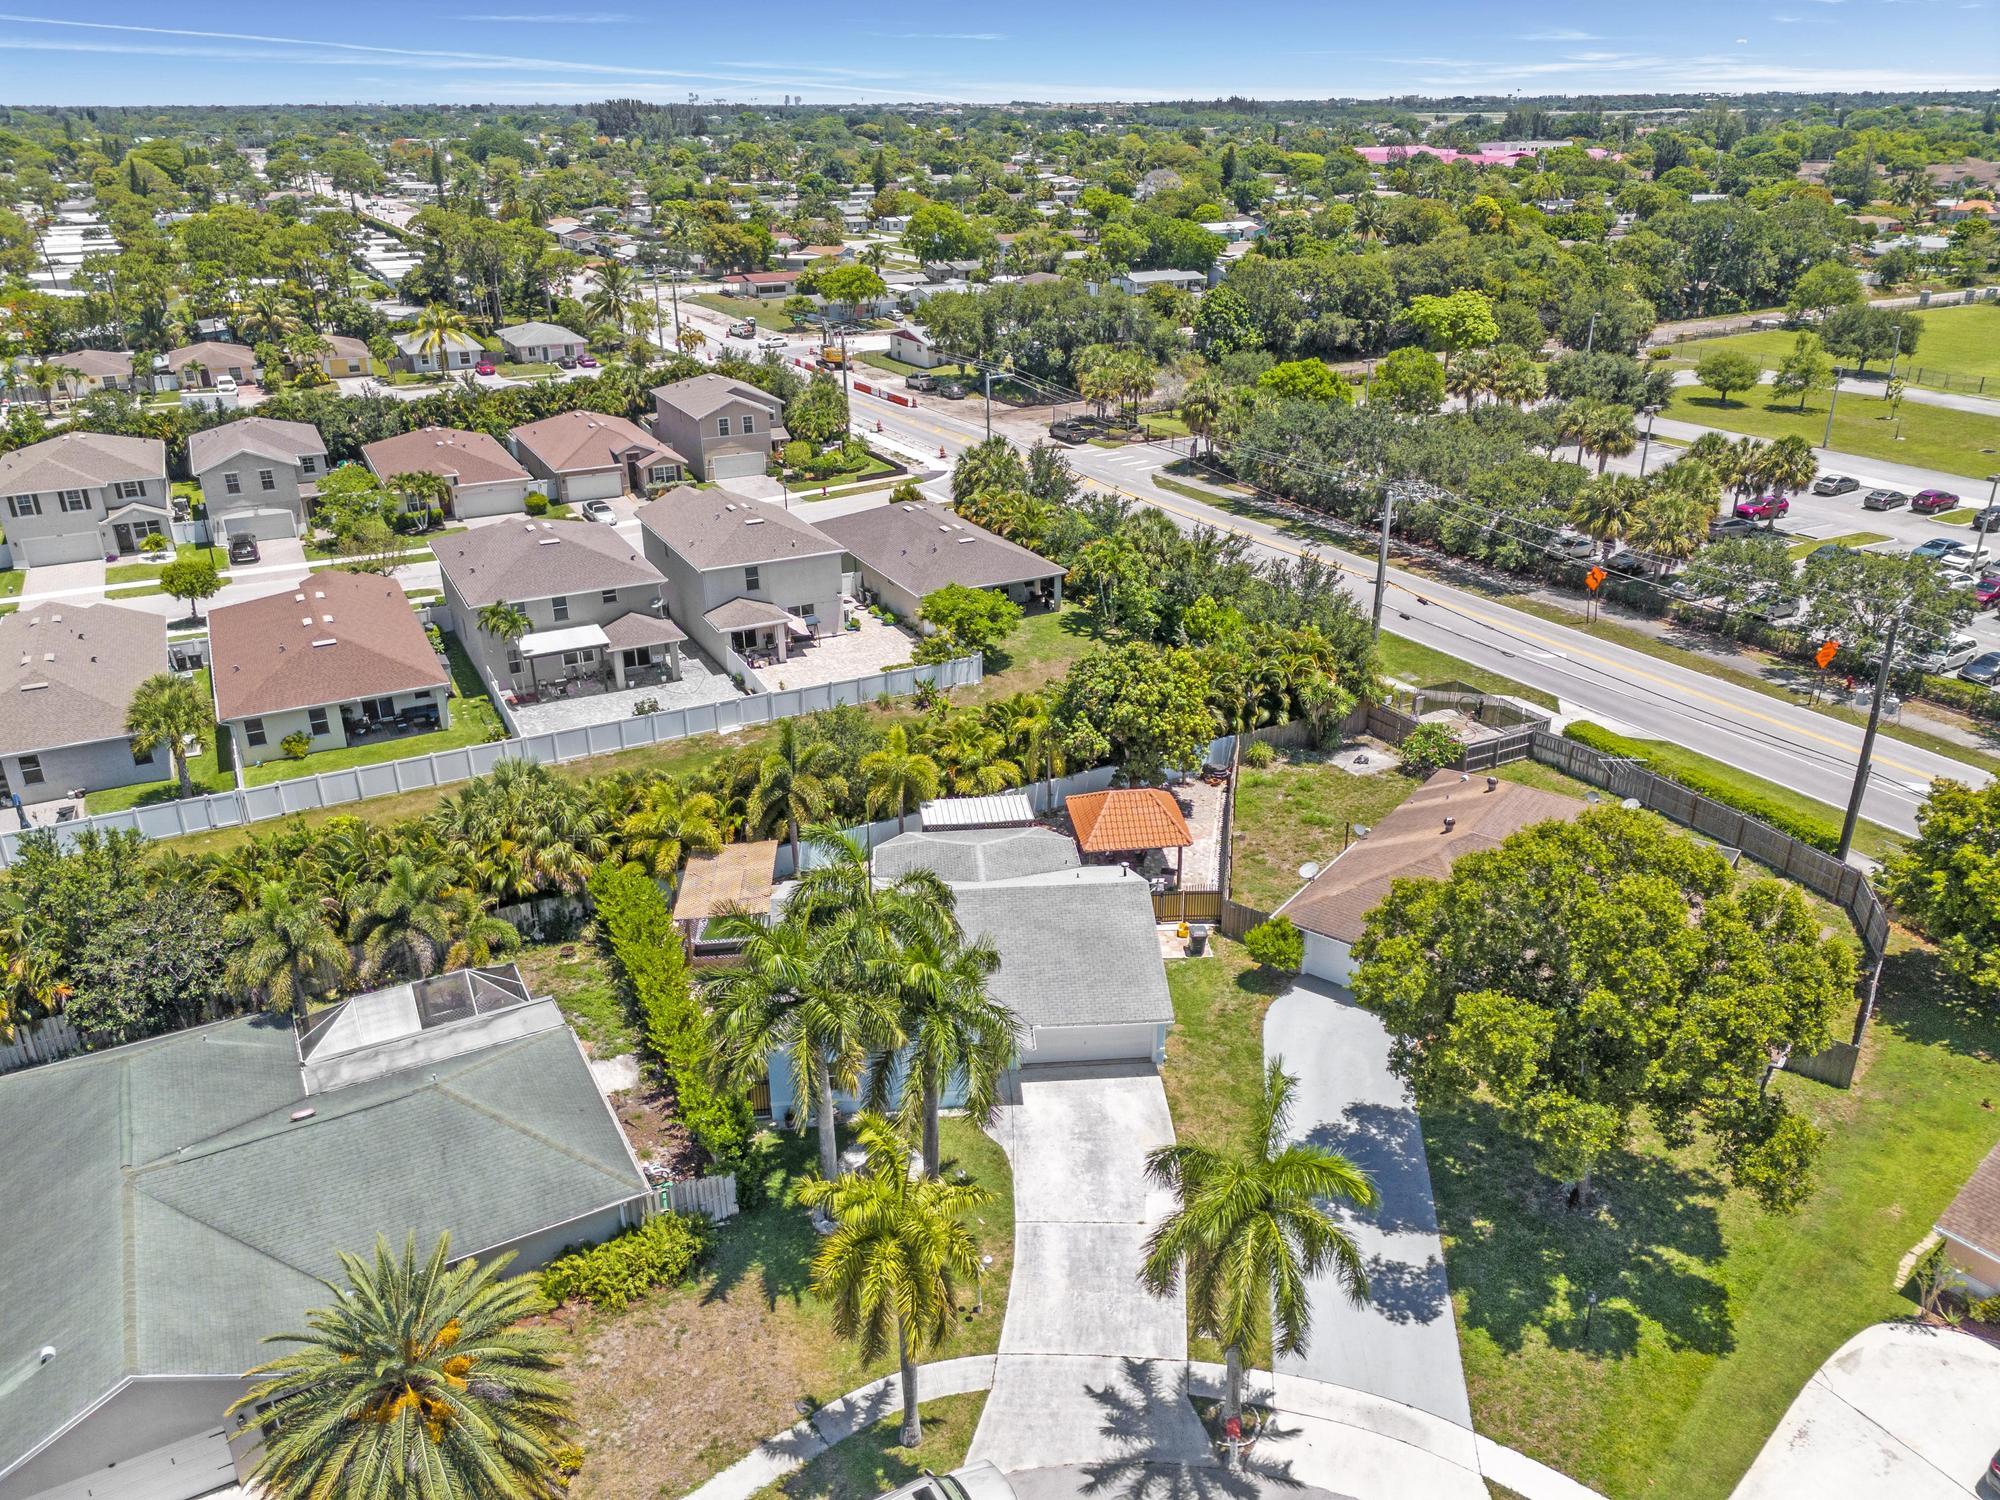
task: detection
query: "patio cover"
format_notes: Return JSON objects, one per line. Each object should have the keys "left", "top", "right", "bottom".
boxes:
{"left": 517, "top": 622, "right": 610, "bottom": 657}
{"left": 1065, "top": 787, "right": 1193, "bottom": 854}
{"left": 921, "top": 793, "right": 1036, "bottom": 830}
{"left": 603, "top": 611, "right": 687, "bottom": 649}
{"left": 783, "top": 615, "right": 812, "bottom": 637}
{"left": 674, "top": 839, "right": 782, "bottom": 924}
{"left": 704, "top": 596, "right": 793, "bottom": 631}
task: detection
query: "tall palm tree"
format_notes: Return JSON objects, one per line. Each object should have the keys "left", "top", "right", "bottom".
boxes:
{"left": 875, "top": 931, "right": 1016, "bottom": 1176}
{"left": 748, "top": 719, "right": 847, "bottom": 875}
{"left": 411, "top": 304, "right": 472, "bottom": 369}
{"left": 1631, "top": 486, "right": 1710, "bottom": 562}
{"left": 615, "top": 777, "right": 723, "bottom": 877}
{"left": 230, "top": 1233, "right": 573, "bottom": 1500}
{"left": 585, "top": 260, "right": 640, "bottom": 337}
{"left": 796, "top": 1113, "right": 989, "bottom": 1447}
{"left": 1750, "top": 432, "right": 1819, "bottom": 498}
{"left": 125, "top": 672, "right": 213, "bottom": 799}
{"left": 1571, "top": 474, "right": 1649, "bottom": 559}
{"left": 477, "top": 600, "right": 532, "bottom": 652}
{"left": 1490, "top": 348, "right": 1545, "bottom": 408}
{"left": 349, "top": 854, "right": 459, "bottom": 982}
{"left": 1444, "top": 347, "right": 1495, "bottom": 410}
{"left": 224, "top": 881, "right": 351, "bottom": 1023}
{"left": 989, "top": 691, "right": 1064, "bottom": 805}
{"left": 1140, "top": 1062, "right": 1377, "bottom": 1444}
{"left": 859, "top": 725, "right": 940, "bottom": 834}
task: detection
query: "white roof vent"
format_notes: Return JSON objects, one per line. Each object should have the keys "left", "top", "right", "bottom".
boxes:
{"left": 321, "top": 615, "right": 334, "bottom": 624}
{"left": 313, "top": 590, "right": 325, "bottom": 599}
{"left": 538, "top": 536, "right": 560, "bottom": 545}
{"left": 300, "top": 616, "right": 312, "bottom": 627}
{"left": 744, "top": 517, "right": 766, "bottom": 526}
{"left": 311, "top": 638, "right": 337, "bottom": 648}
{"left": 293, "top": 593, "right": 307, "bottom": 603}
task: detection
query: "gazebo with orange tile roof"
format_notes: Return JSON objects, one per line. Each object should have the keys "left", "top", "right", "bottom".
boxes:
{"left": 1064, "top": 787, "right": 1193, "bottom": 884}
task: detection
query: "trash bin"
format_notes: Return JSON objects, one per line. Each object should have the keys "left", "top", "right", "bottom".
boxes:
{"left": 1188, "top": 924, "right": 1211, "bottom": 957}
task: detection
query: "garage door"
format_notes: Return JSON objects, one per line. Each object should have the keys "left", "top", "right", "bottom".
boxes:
{"left": 19, "top": 531, "right": 103, "bottom": 566}
{"left": 707, "top": 449, "right": 767, "bottom": 480}
{"left": 1023, "top": 1023, "right": 1160, "bottom": 1066}
{"left": 1301, "top": 931, "right": 1354, "bottom": 988}
{"left": 218, "top": 508, "right": 297, "bottom": 542}
{"left": 32, "top": 1428, "right": 237, "bottom": 1500}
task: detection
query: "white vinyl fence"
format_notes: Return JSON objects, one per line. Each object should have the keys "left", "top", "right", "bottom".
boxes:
{"left": 658, "top": 1173, "right": 739, "bottom": 1223}
{"left": 0, "top": 654, "right": 984, "bottom": 868}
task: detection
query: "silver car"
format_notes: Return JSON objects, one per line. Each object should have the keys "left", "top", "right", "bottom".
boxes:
{"left": 875, "top": 1464, "right": 1017, "bottom": 1500}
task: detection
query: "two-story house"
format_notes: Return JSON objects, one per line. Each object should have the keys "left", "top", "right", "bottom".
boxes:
{"left": 208, "top": 571, "right": 451, "bottom": 767}
{"left": 638, "top": 491, "right": 844, "bottom": 669}
{"left": 361, "top": 427, "right": 534, "bottom": 520}
{"left": 390, "top": 329, "right": 484, "bottom": 375}
{"left": 0, "top": 432, "right": 171, "bottom": 565}
{"left": 0, "top": 603, "right": 169, "bottom": 808}
{"left": 186, "top": 417, "right": 328, "bottom": 542}
{"left": 509, "top": 410, "right": 685, "bottom": 504}
{"left": 437, "top": 520, "right": 686, "bottom": 698}
{"left": 496, "top": 322, "right": 588, "bottom": 365}
{"left": 649, "top": 374, "right": 787, "bottom": 482}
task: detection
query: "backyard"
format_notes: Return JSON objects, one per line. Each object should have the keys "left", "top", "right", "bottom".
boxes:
{"left": 1662, "top": 383, "right": 2000, "bottom": 480}
{"left": 83, "top": 667, "right": 237, "bottom": 813}
{"left": 962, "top": 601, "right": 1098, "bottom": 701}
{"left": 1228, "top": 751, "right": 1417, "bottom": 912}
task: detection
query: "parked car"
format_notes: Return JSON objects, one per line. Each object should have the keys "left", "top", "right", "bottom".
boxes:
{"left": 1050, "top": 416, "right": 1096, "bottom": 443}
{"left": 1861, "top": 488, "right": 1908, "bottom": 511}
{"left": 580, "top": 498, "right": 616, "bottom": 524}
{"left": 726, "top": 319, "right": 757, "bottom": 339}
{"left": 1976, "top": 574, "right": 2000, "bottom": 609}
{"left": 1552, "top": 530, "right": 1594, "bottom": 560}
{"left": 1734, "top": 494, "right": 1790, "bottom": 520}
{"left": 556, "top": 356, "right": 578, "bottom": 370}
{"left": 907, "top": 372, "right": 939, "bottom": 392}
{"left": 227, "top": 535, "right": 260, "bottom": 566}
{"left": 1708, "top": 516, "right": 1761, "bottom": 540}
{"left": 1913, "top": 632, "right": 1981, "bottom": 675}
{"left": 475, "top": 361, "right": 496, "bottom": 376}
{"left": 760, "top": 334, "right": 786, "bottom": 352}
{"left": 1912, "top": 489, "right": 1961, "bottom": 514}
{"left": 1912, "top": 538, "right": 1971, "bottom": 562}
{"left": 939, "top": 381, "right": 967, "bottom": 400}
{"left": 874, "top": 1463, "right": 1016, "bottom": 1500}
{"left": 576, "top": 354, "right": 599, "bottom": 369}
{"left": 1975, "top": 507, "right": 2000, "bottom": 533}
{"left": 1811, "top": 474, "right": 1859, "bottom": 496}
{"left": 1747, "top": 585, "right": 1804, "bottom": 623}
{"left": 1960, "top": 650, "right": 2000, "bottom": 686}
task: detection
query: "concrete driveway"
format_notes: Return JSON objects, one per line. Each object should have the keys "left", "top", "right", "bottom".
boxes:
{"left": 1264, "top": 980, "right": 1473, "bottom": 1428}
{"left": 1735, "top": 1323, "right": 2000, "bottom": 1499}
{"left": 18, "top": 557, "right": 106, "bottom": 601}
{"left": 968, "top": 1063, "right": 1213, "bottom": 1476}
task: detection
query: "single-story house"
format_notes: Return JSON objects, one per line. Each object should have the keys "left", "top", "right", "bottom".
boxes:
{"left": 305, "top": 334, "right": 372, "bottom": 380}
{"left": 495, "top": 322, "right": 588, "bottom": 365}
{"left": 46, "top": 349, "right": 133, "bottom": 396}
{"left": 819, "top": 499, "right": 1064, "bottom": 622}
{"left": 886, "top": 326, "right": 946, "bottom": 369}
{"left": 1109, "top": 268, "right": 1208, "bottom": 296}
{"left": 187, "top": 417, "right": 327, "bottom": 542}
{"left": 649, "top": 374, "right": 787, "bottom": 482}
{"left": 0, "top": 603, "right": 167, "bottom": 808}
{"left": 164, "top": 342, "right": 257, "bottom": 389}
{"left": 0, "top": 964, "right": 649, "bottom": 1500}
{"left": 1276, "top": 769, "right": 1585, "bottom": 987}
{"left": 362, "top": 426, "right": 535, "bottom": 519}
{"left": 1939, "top": 1140, "right": 2000, "bottom": 1297}
{"left": 390, "top": 328, "right": 483, "bottom": 375}
{"left": 509, "top": 410, "right": 685, "bottom": 503}
{"left": 0, "top": 432, "right": 171, "bottom": 566}
{"left": 719, "top": 270, "right": 801, "bottom": 300}
{"left": 208, "top": 570, "right": 452, "bottom": 767}
{"left": 637, "top": 490, "right": 844, "bottom": 667}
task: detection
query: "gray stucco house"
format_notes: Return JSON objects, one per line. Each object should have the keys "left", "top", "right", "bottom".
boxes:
{"left": 819, "top": 498, "right": 1065, "bottom": 623}
{"left": 496, "top": 321, "right": 587, "bottom": 364}
{"left": 0, "top": 965, "right": 650, "bottom": 1500}
{"left": 0, "top": 603, "right": 168, "bottom": 808}
{"left": 390, "top": 328, "right": 483, "bottom": 375}
{"left": 649, "top": 374, "right": 787, "bottom": 481}
{"left": 186, "top": 417, "right": 328, "bottom": 542}
{"left": 0, "top": 432, "right": 171, "bottom": 565}
{"left": 637, "top": 491, "right": 844, "bottom": 669}
{"left": 361, "top": 427, "right": 534, "bottom": 521}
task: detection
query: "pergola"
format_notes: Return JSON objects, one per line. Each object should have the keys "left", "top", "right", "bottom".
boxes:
{"left": 672, "top": 839, "right": 781, "bottom": 953}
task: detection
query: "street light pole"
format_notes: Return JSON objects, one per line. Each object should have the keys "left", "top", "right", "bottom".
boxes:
{"left": 1371, "top": 487, "right": 1395, "bottom": 635}
{"left": 1836, "top": 611, "right": 1900, "bottom": 863}
{"left": 1637, "top": 404, "right": 1660, "bottom": 478}
{"left": 1971, "top": 472, "right": 2000, "bottom": 570}
{"left": 983, "top": 367, "right": 992, "bottom": 441}
{"left": 1821, "top": 374, "right": 1840, "bottom": 449}
{"left": 1584, "top": 311, "right": 1597, "bottom": 357}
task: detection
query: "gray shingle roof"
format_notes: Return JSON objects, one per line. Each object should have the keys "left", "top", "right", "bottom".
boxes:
{"left": 186, "top": 416, "right": 327, "bottom": 475}
{"left": 649, "top": 373, "right": 784, "bottom": 423}
{"left": 872, "top": 827, "right": 1080, "bottom": 884}
{"left": 704, "top": 596, "right": 794, "bottom": 631}
{"left": 497, "top": 321, "right": 585, "bottom": 346}
{"left": 820, "top": 501, "right": 1063, "bottom": 600}
{"left": 435, "top": 519, "right": 665, "bottom": 609}
{"left": 0, "top": 603, "right": 165, "bottom": 756}
{"left": 640, "top": 492, "right": 842, "bottom": 571}
{"left": 953, "top": 872, "right": 1173, "bottom": 1031}
{"left": 0, "top": 432, "right": 165, "bottom": 497}
{"left": 0, "top": 1012, "right": 645, "bottom": 1482}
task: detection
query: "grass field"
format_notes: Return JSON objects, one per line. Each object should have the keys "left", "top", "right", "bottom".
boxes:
{"left": 1663, "top": 301, "right": 2000, "bottom": 391}
{"left": 1228, "top": 754, "right": 1417, "bottom": 910}
{"left": 105, "top": 542, "right": 225, "bottom": 585}
{"left": 691, "top": 292, "right": 799, "bottom": 331}
{"left": 1374, "top": 633, "right": 1560, "bottom": 709}
{"left": 514, "top": 937, "right": 634, "bottom": 1058}
{"left": 1664, "top": 385, "right": 2000, "bottom": 480}
{"left": 0, "top": 569, "right": 23, "bottom": 600}
{"left": 964, "top": 602, "right": 1098, "bottom": 702}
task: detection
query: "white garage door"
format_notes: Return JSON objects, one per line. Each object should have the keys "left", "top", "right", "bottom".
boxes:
{"left": 707, "top": 449, "right": 767, "bottom": 480}
{"left": 1301, "top": 931, "right": 1354, "bottom": 988}
{"left": 32, "top": 1428, "right": 237, "bottom": 1500}
{"left": 19, "top": 531, "right": 103, "bottom": 566}
{"left": 1024, "top": 1023, "right": 1159, "bottom": 1066}
{"left": 218, "top": 508, "right": 297, "bottom": 542}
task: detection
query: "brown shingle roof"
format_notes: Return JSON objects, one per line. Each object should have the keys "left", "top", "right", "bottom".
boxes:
{"left": 0, "top": 603, "right": 164, "bottom": 756}
{"left": 166, "top": 341, "right": 254, "bottom": 372}
{"left": 362, "top": 427, "right": 530, "bottom": 488}
{"left": 509, "top": 410, "right": 682, "bottom": 477}
{"left": 820, "top": 500, "right": 1063, "bottom": 600}
{"left": 435, "top": 519, "right": 664, "bottom": 609}
{"left": 209, "top": 571, "right": 448, "bottom": 721}
{"left": 1277, "top": 770, "right": 1585, "bottom": 944}
{"left": 1066, "top": 788, "right": 1193, "bottom": 854}
{"left": 50, "top": 349, "right": 132, "bottom": 382}
{"left": 1941, "top": 1141, "right": 2000, "bottom": 1258}
{"left": 639, "top": 491, "right": 842, "bottom": 571}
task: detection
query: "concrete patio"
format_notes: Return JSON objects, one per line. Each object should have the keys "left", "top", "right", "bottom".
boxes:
{"left": 509, "top": 651, "right": 743, "bottom": 735}
{"left": 754, "top": 610, "right": 916, "bottom": 692}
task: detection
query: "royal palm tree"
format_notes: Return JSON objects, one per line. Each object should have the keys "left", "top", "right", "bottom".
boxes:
{"left": 748, "top": 719, "right": 847, "bottom": 875}
{"left": 125, "top": 672, "right": 213, "bottom": 799}
{"left": 615, "top": 777, "right": 723, "bottom": 877}
{"left": 875, "top": 931, "right": 1016, "bottom": 1176}
{"left": 224, "top": 881, "right": 351, "bottom": 1023}
{"left": 231, "top": 1233, "right": 573, "bottom": 1500}
{"left": 349, "top": 854, "right": 459, "bottom": 982}
{"left": 1140, "top": 1062, "right": 1377, "bottom": 1448}
{"left": 797, "top": 1113, "right": 989, "bottom": 1447}
{"left": 859, "top": 724, "right": 940, "bottom": 835}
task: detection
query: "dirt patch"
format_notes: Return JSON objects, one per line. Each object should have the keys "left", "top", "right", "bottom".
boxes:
{"left": 612, "top": 1076, "right": 705, "bottom": 1179}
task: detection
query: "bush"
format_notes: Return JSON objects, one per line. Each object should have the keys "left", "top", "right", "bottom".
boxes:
{"left": 540, "top": 1211, "right": 710, "bottom": 1310}
{"left": 140, "top": 531, "right": 170, "bottom": 555}
{"left": 1561, "top": 721, "right": 1843, "bottom": 854}
{"left": 280, "top": 731, "right": 312, "bottom": 760}
{"left": 1399, "top": 722, "right": 1464, "bottom": 778}
{"left": 782, "top": 439, "right": 812, "bottom": 468}
{"left": 1918, "top": 673, "right": 2000, "bottom": 725}
{"left": 1972, "top": 1293, "right": 2000, "bottom": 1326}
{"left": 524, "top": 491, "right": 550, "bottom": 516}
{"left": 1244, "top": 915, "right": 1305, "bottom": 973}
{"left": 1242, "top": 740, "right": 1276, "bottom": 769}
{"left": 588, "top": 865, "right": 755, "bottom": 1168}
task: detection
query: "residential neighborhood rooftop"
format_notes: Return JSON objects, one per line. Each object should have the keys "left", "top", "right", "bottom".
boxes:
{"left": 639, "top": 492, "right": 842, "bottom": 570}
{"left": 434, "top": 519, "right": 664, "bottom": 609}
{"left": 362, "top": 426, "right": 531, "bottom": 486}
{"left": 509, "top": 409, "right": 683, "bottom": 476}
{"left": 649, "top": 372, "right": 784, "bottom": 422}
{"left": 185, "top": 415, "right": 327, "bottom": 473}
{"left": 1067, "top": 787, "right": 1194, "bottom": 854}
{"left": 819, "top": 501, "right": 1064, "bottom": 600}
{"left": 0, "top": 431, "right": 164, "bottom": 494}
{"left": 0, "top": 603, "right": 165, "bottom": 756}
{"left": 208, "top": 570, "right": 450, "bottom": 721}
{"left": 673, "top": 838, "right": 781, "bottom": 923}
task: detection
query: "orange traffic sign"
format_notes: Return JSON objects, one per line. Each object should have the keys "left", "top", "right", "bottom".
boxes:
{"left": 1584, "top": 566, "right": 1607, "bottom": 592}
{"left": 1816, "top": 639, "right": 1839, "bottom": 670}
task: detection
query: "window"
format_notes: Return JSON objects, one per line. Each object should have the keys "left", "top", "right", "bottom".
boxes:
{"left": 716, "top": 416, "right": 732, "bottom": 437}
{"left": 133, "top": 743, "right": 154, "bottom": 766}
{"left": 114, "top": 481, "right": 146, "bottom": 500}
{"left": 244, "top": 718, "right": 267, "bottom": 748}
{"left": 551, "top": 595, "right": 570, "bottom": 622}
{"left": 18, "top": 755, "right": 43, "bottom": 786}
{"left": 744, "top": 565, "right": 760, "bottom": 592}
{"left": 506, "top": 648, "right": 522, "bottom": 675}
{"left": 7, "top": 494, "right": 41, "bottom": 518}
{"left": 740, "top": 413, "right": 755, "bottom": 435}
{"left": 601, "top": 589, "right": 618, "bottom": 605}
{"left": 223, "top": 472, "right": 242, "bottom": 496}
{"left": 59, "top": 489, "right": 90, "bottom": 512}
{"left": 300, "top": 455, "right": 317, "bottom": 474}
{"left": 258, "top": 469, "right": 276, "bottom": 492}
{"left": 307, "top": 707, "right": 328, "bottom": 736}
{"left": 413, "top": 689, "right": 433, "bottom": 701}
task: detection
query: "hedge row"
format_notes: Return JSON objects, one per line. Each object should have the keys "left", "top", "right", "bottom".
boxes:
{"left": 588, "top": 864, "right": 756, "bottom": 1168}
{"left": 1560, "top": 721, "right": 1844, "bottom": 855}
{"left": 541, "top": 1211, "right": 710, "bottom": 1310}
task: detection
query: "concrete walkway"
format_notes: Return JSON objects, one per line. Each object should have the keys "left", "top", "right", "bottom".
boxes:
{"left": 1264, "top": 980, "right": 1473, "bottom": 1428}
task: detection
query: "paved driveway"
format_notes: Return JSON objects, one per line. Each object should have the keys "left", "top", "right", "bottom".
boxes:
{"left": 1734, "top": 1322, "right": 2000, "bottom": 1499}
{"left": 18, "top": 558, "right": 106, "bottom": 601}
{"left": 1264, "top": 980, "right": 1473, "bottom": 1428}
{"left": 968, "top": 1064, "right": 1213, "bottom": 1476}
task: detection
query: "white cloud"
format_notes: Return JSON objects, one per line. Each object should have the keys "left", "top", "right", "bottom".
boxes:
{"left": 1519, "top": 28, "right": 1603, "bottom": 40}
{"left": 872, "top": 32, "right": 1008, "bottom": 41}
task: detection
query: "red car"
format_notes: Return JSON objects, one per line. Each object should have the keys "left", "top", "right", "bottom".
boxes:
{"left": 1913, "top": 489, "right": 1961, "bottom": 514}
{"left": 1734, "top": 494, "right": 1790, "bottom": 520}
{"left": 474, "top": 360, "right": 497, "bottom": 376}
{"left": 575, "top": 354, "right": 599, "bottom": 368}
{"left": 1977, "top": 574, "right": 2000, "bottom": 608}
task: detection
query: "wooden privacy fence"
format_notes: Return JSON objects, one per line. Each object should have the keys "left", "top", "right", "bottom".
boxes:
{"left": 657, "top": 1172, "right": 739, "bottom": 1223}
{"left": 0, "top": 1016, "right": 81, "bottom": 1075}
{"left": 1153, "top": 890, "right": 1223, "bottom": 923}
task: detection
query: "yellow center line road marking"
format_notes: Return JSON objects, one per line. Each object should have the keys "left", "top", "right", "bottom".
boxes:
{"left": 1102, "top": 479, "right": 1949, "bottom": 783}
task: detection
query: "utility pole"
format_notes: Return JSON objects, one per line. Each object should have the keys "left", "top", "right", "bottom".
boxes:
{"left": 1637, "top": 404, "right": 1660, "bottom": 477}
{"left": 1821, "top": 373, "right": 1841, "bottom": 449}
{"left": 1371, "top": 487, "right": 1395, "bottom": 634}
{"left": 983, "top": 367, "right": 993, "bottom": 441}
{"left": 1584, "top": 311, "right": 1597, "bottom": 358}
{"left": 1886, "top": 321, "right": 1904, "bottom": 384}
{"left": 1836, "top": 612, "right": 1900, "bottom": 862}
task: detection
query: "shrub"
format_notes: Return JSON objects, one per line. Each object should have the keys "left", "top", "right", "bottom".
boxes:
{"left": 280, "top": 731, "right": 312, "bottom": 760}
{"left": 588, "top": 865, "right": 755, "bottom": 1168}
{"left": 1242, "top": 740, "right": 1276, "bottom": 769}
{"left": 1972, "top": 1293, "right": 2000, "bottom": 1326}
{"left": 631, "top": 697, "right": 660, "bottom": 716}
{"left": 1243, "top": 915, "right": 1305, "bottom": 973}
{"left": 782, "top": 439, "right": 812, "bottom": 468}
{"left": 524, "top": 491, "right": 550, "bottom": 516}
{"left": 1399, "top": 722, "right": 1465, "bottom": 778}
{"left": 425, "top": 624, "right": 445, "bottom": 653}
{"left": 540, "top": 1211, "right": 710, "bottom": 1310}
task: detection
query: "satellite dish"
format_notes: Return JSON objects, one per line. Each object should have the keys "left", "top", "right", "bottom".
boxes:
{"left": 1621, "top": 797, "right": 1642, "bottom": 810}
{"left": 1298, "top": 862, "right": 1321, "bottom": 881}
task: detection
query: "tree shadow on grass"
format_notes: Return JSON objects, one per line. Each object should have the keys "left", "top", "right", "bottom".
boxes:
{"left": 697, "top": 1129, "right": 820, "bottom": 1312}
{"left": 1869, "top": 945, "right": 2000, "bottom": 1066}
{"left": 1423, "top": 1097, "right": 1735, "bottom": 1361}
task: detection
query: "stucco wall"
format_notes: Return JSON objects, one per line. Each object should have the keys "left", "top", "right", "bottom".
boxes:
{"left": 2, "top": 735, "right": 160, "bottom": 807}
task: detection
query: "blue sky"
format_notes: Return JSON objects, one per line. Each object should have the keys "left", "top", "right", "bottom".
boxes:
{"left": 0, "top": 1, "right": 1993, "bottom": 106}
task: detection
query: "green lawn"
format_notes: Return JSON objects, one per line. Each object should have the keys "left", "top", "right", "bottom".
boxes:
{"left": 83, "top": 668, "right": 236, "bottom": 813}
{"left": 1665, "top": 302, "right": 2000, "bottom": 392}
{"left": 691, "top": 292, "right": 798, "bottom": 331}
{"left": 0, "top": 569, "right": 26, "bottom": 600}
{"left": 782, "top": 453, "right": 898, "bottom": 493}
{"left": 1228, "top": 754, "right": 1418, "bottom": 911}
{"left": 105, "top": 542, "right": 225, "bottom": 585}
{"left": 855, "top": 351, "right": 978, "bottom": 380}
{"left": 1374, "top": 633, "right": 1560, "bottom": 710}
{"left": 1140, "top": 411, "right": 1191, "bottom": 438}
{"left": 964, "top": 602, "right": 1098, "bottom": 702}
{"left": 514, "top": 936, "right": 634, "bottom": 1057}
{"left": 746, "top": 1394, "right": 987, "bottom": 1500}
{"left": 1664, "top": 385, "right": 2000, "bottom": 480}
{"left": 1443, "top": 938, "right": 2000, "bottom": 1499}
{"left": 1787, "top": 531, "right": 1888, "bottom": 559}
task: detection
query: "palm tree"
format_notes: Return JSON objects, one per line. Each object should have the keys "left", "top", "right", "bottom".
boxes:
{"left": 676, "top": 325, "right": 708, "bottom": 358}
{"left": 876, "top": 931, "right": 1016, "bottom": 1176}
{"left": 476, "top": 600, "right": 532, "bottom": 653}
{"left": 1179, "top": 374, "right": 1227, "bottom": 461}
{"left": 926, "top": 713, "right": 1022, "bottom": 796}
{"left": 224, "top": 881, "right": 351, "bottom": 1023}
{"left": 859, "top": 725, "right": 940, "bottom": 835}
{"left": 796, "top": 1113, "right": 989, "bottom": 1447}
{"left": 1750, "top": 432, "right": 1818, "bottom": 498}
{"left": 1444, "top": 347, "right": 1495, "bottom": 410}
{"left": 1140, "top": 1062, "right": 1377, "bottom": 1446}
{"left": 748, "top": 719, "right": 847, "bottom": 875}
{"left": 1490, "top": 348, "right": 1545, "bottom": 408}
{"left": 349, "top": 854, "right": 459, "bottom": 982}
{"left": 615, "top": 777, "right": 723, "bottom": 877}
{"left": 989, "top": 691, "right": 1064, "bottom": 805}
{"left": 1630, "top": 486, "right": 1710, "bottom": 562}
{"left": 1571, "top": 474, "right": 1648, "bottom": 559}
{"left": 411, "top": 304, "right": 472, "bottom": 369}
{"left": 442, "top": 889, "right": 523, "bottom": 970}
{"left": 125, "top": 672, "right": 213, "bottom": 798}
{"left": 585, "top": 260, "right": 640, "bottom": 337}
{"left": 231, "top": 1233, "right": 573, "bottom": 1500}
{"left": 235, "top": 286, "right": 301, "bottom": 345}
